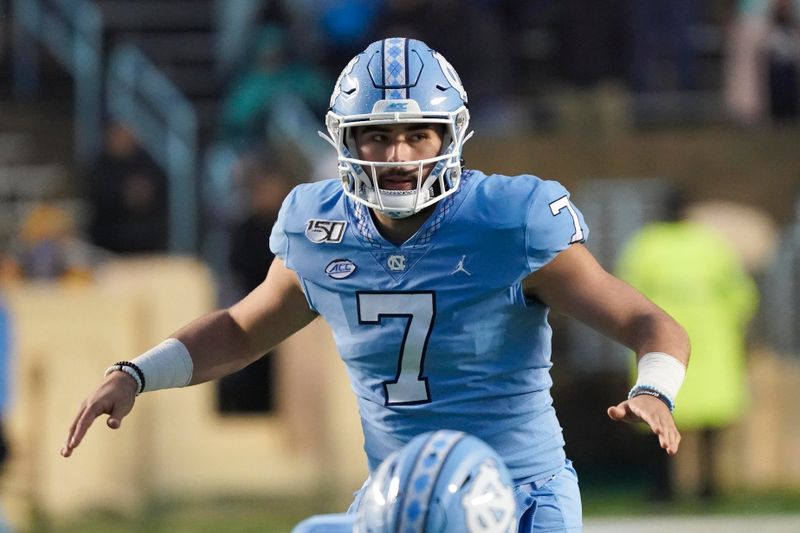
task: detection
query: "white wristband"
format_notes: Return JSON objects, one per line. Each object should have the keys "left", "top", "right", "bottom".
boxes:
{"left": 131, "top": 338, "right": 194, "bottom": 393}
{"left": 630, "top": 352, "right": 686, "bottom": 410}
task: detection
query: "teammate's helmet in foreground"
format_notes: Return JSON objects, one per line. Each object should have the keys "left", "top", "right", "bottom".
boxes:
{"left": 354, "top": 430, "right": 517, "bottom": 533}
{"left": 322, "top": 38, "right": 472, "bottom": 219}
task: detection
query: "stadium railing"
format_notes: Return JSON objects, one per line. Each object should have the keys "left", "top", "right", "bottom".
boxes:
{"left": 198, "top": 94, "right": 330, "bottom": 288}
{"left": 11, "top": 0, "right": 103, "bottom": 163}
{"left": 200, "top": 140, "right": 240, "bottom": 283}
{"left": 266, "top": 93, "right": 333, "bottom": 178}
{"left": 213, "top": 0, "right": 265, "bottom": 79}
{"left": 107, "top": 43, "right": 199, "bottom": 253}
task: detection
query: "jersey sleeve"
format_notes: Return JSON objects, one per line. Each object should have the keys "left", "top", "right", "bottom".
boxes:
{"left": 525, "top": 180, "right": 589, "bottom": 272}
{"left": 269, "top": 185, "right": 301, "bottom": 267}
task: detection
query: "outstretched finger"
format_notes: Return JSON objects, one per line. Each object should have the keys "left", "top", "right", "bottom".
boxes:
{"left": 659, "top": 433, "right": 673, "bottom": 455}
{"left": 643, "top": 412, "right": 679, "bottom": 455}
{"left": 64, "top": 405, "right": 84, "bottom": 444}
{"left": 659, "top": 424, "right": 681, "bottom": 455}
{"left": 61, "top": 405, "right": 88, "bottom": 457}
{"left": 669, "top": 429, "right": 681, "bottom": 455}
{"left": 67, "top": 403, "right": 104, "bottom": 452}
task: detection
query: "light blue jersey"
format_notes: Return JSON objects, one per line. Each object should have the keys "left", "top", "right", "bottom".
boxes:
{"left": 0, "top": 297, "right": 9, "bottom": 415}
{"left": 270, "top": 170, "right": 588, "bottom": 484}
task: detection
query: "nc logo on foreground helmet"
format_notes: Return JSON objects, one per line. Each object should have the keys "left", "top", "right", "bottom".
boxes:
{"left": 320, "top": 38, "right": 473, "bottom": 219}
{"left": 355, "top": 430, "right": 517, "bottom": 533}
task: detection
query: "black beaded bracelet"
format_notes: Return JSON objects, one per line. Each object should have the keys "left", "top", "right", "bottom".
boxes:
{"left": 628, "top": 385, "right": 674, "bottom": 412}
{"left": 112, "top": 361, "right": 146, "bottom": 394}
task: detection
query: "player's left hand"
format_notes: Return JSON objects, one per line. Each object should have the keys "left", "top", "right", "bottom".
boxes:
{"left": 607, "top": 395, "right": 680, "bottom": 455}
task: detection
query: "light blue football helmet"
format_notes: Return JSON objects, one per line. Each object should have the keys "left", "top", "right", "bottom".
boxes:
{"left": 354, "top": 430, "right": 517, "bottom": 533}
{"left": 321, "top": 38, "right": 473, "bottom": 219}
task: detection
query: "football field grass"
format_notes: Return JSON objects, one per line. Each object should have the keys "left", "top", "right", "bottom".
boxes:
{"left": 22, "top": 487, "right": 800, "bottom": 533}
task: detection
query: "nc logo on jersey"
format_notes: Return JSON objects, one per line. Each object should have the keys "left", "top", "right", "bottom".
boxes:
{"left": 306, "top": 219, "right": 347, "bottom": 244}
{"left": 387, "top": 255, "right": 406, "bottom": 271}
{"left": 325, "top": 259, "right": 356, "bottom": 279}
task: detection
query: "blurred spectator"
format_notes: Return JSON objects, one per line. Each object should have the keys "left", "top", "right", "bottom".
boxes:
{"left": 282, "top": 0, "right": 386, "bottom": 73}
{"left": 372, "top": 0, "right": 516, "bottom": 132}
{"left": 217, "top": 155, "right": 293, "bottom": 413}
{"left": 219, "top": 25, "right": 330, "bottom": 149}
{"left": 626, "top": 0, "right": 701, "bottom": 93}
{"left": 228, "top": 156, "right": 292, "bottom": 297}
{"left": 215, "top": 0, "right": 286, "bottom": 80}
{"left": 724, "top": 0, "right": 800, "bottom": 125}
{"left": 616, "top": 191, "right": 758, "bottom": 501}
{"left": 0, "top": 204, "right": 101, "bottom": 285}
{"left": 317, "top": 0, "right": 385, "bottom": 68}
{"left": 766, "top": 0, "right": 800, "bottom": 120}
{"left": 725, "top": 0, "right": 772, "bottom": 124}
{"left": 85, "top": 122, "right": 168, "bottom": 254}
{"left": 555, "top": 0, "right": 628, "bottom": 88}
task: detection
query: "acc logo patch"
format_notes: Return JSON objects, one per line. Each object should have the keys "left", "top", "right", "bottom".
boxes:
{"left": 325, "top": 259, "right": 356, "bottom": 279}
{"left": 383, "top": 102, "right": 408, "bottom": 112}
{"left": 306, "top": 219, "right": 347, "bottom": 244}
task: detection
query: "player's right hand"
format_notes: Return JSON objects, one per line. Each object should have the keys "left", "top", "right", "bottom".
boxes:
{"left": 607, "top": 394, "right": 681, "bottom": 455}
{"left": 60, "top": 371, "right": 138, "bottom": 457}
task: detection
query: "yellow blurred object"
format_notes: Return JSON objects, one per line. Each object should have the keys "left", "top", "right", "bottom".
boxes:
{"left": 7, "top": 203, "right": 97, "bottom": 283}
{"left": 618, "top": 220, "right": 758, "bottom": 429}
{"left": 19, "top": 204, "right": 75, "bottom": 244}
{"left": 60, "top": 268, "right": 94, "bottom": 285}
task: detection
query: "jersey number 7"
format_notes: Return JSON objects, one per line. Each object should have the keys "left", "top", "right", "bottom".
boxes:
{"left": 549, "top": 195, "right": 584, "bottom": 244}
{"left": 356, "top": 291, "right": 436, "bottom": 405}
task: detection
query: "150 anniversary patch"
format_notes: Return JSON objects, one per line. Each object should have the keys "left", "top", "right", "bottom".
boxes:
{"left": 306, "top": 219, "right": 347, "bottom": 243}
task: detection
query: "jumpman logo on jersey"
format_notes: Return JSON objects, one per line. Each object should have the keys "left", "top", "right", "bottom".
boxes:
{"left": 450, "top": 255, "right": 471, "bottom": 276}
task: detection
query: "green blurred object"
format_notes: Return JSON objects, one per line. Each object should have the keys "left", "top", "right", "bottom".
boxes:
{"left": 219, "top": 25, "right": 330, "bottom": 148}
{"left": 617, "top": 220, "right": 758, "bottom": 429}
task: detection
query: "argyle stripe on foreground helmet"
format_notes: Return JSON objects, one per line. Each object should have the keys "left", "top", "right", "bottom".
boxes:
{"left": 354, "top": 430, "right": 517, "bottom": 533}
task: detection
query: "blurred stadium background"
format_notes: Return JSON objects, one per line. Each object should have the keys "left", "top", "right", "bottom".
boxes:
{"left": 0, "top": 0, "right": 799, "bottom": 531}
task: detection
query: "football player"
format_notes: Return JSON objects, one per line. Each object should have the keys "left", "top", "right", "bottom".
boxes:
{"left": 63, "top": 38, "right": 690, "bottom": 531}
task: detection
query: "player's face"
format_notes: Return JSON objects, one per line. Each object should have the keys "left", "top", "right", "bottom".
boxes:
{"left": 353, "top": 124, "right": 444, "bottom": 191}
